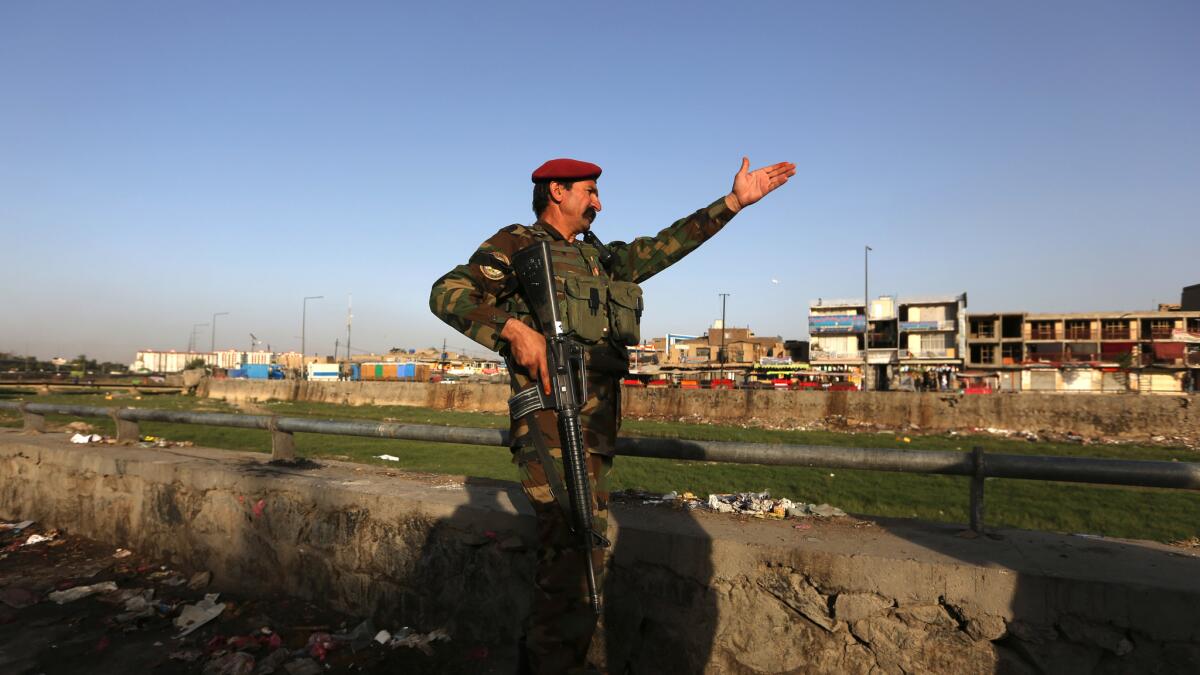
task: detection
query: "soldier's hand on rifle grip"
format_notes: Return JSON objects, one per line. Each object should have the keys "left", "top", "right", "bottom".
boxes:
{"left": 501, "top": 318, "right": 552, "bottom": 395}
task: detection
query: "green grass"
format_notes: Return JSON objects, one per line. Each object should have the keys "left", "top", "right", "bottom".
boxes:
{"left": 2, "top": 388, "right": 1197, "bottom": 542}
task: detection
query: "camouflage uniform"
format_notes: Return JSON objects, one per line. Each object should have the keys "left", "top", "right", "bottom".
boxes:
{"left": 430, "top": 197, "right": 737, "bottom": 673}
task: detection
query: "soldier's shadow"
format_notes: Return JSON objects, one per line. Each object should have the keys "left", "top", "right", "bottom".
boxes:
{"left": 598, "top": 490, "right": 716, "bottom": 674}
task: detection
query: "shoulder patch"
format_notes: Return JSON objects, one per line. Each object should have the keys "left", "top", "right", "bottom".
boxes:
{"left": 480, "top": 265, "right": 505, "bottom": 281}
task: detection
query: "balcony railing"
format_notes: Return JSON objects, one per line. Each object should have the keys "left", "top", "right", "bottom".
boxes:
{"left": 810, "top": 349, "right": 865, "bottom": 361}
{"left": 903, "top": 349, "right": 955, "bottom": 359}
{"left": 1064, "top": 329, "right": 1093, "bottom": 340}
{"left": 1029, "top": 329, "right": 1057, "bottom": 340}
{"left": 1101, "top": 329, "right": 1131, "bottom": 340}
{"left": 900, "top": 320, "right": 956, "bottom": 332}
{"left": 1149, "top": 328, "right": 1174, "bottom": 340}
{"left": 808, "top": 315, "right": 866, "bottom": 334}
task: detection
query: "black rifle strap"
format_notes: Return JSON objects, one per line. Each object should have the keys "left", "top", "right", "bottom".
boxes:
{"left": 521, "top": 412, "right": 572, "bottom": 516}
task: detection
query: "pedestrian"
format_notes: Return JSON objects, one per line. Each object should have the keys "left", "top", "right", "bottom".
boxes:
{"left": 430, "top": 156, "right": 794, "bottom": 673}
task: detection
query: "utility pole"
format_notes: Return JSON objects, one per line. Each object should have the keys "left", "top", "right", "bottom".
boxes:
{"left": 211, "top": 312, "right": 229, "bottom": 353}
{"left": 346, "top": 294, "right": 353, "bottom": 365}
{"left": 864, "top": 245, "right": 872, "bottom": 391}
{"left": 718, "top": 292, "right": 730, "bottom": 381}
{"left": 302, "top": 296, "right": 323, "bottom": 357}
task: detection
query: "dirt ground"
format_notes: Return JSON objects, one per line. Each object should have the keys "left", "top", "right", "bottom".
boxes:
{"left": 0, "top": 521, "right": 514, "bottom": 674}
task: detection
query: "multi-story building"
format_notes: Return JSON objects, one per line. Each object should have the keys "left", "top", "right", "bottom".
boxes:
{"left": 809, "top": 294, "right": 967, "bottom": 390}
{"left": 965, "top": 310, "right": 1200, "bottom": 393}
{"left": 132, "top": 349, "right": 276, "bottom": 373}
{"left": 652, "top": 323, "right": 785, "bottom": 370}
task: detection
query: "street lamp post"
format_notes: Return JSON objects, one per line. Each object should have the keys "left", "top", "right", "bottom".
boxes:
{"left": 864, "top": 245, "right": 872, "bottom": 391}
{"left": 211, "top": 312, "right": 229, "bottom": 353}
{"left": 189, "top": 323, "right": 209, "bottom": 353}
{"left": 302, "top": 296, "right": 324, "bottom": 357}
{"left": 718, "top": 292, "right": 730, "bottom": 381}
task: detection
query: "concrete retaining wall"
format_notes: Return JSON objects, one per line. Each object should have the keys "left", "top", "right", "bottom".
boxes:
{"left": 204, "top": 379, "right": 1199, "bottom": 438}
{"left": 2, "top": 429, "right": 1197, "bottom": 673}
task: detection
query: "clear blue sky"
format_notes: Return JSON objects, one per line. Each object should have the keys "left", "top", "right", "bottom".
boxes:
{"left": 2, "top": 1, "right": 1197, "bottom": 362}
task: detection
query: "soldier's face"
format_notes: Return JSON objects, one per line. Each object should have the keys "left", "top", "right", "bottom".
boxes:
{"left": 557, "top": 180, "right": 602, "bottom": 232}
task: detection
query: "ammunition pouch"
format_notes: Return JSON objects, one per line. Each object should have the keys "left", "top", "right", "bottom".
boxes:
{"left": 561, "top": 276, "right": 643, "bottom": 347}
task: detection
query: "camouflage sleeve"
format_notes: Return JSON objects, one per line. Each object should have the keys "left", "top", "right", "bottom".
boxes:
{"left": 613, "top": 196, "right": 737, "bottom": 283}
{"left": 429, "top": 232, "right": 522, "bottom": 353}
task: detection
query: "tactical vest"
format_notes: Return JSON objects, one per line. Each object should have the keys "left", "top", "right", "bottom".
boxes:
{"left": 502, "top": 228, "right": 643, "bottom": 373}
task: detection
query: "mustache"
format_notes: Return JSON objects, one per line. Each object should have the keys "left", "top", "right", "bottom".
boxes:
{"left": 584, "top": 208, "right": 597, "bottom": 221}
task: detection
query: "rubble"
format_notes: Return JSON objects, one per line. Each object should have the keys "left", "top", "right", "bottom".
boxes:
{"left": 0, "top": 520, "right": 479, "bottom": 673}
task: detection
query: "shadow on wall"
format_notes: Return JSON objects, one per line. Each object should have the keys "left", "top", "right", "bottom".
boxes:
{"left": 598, "top": 493, "right": 716, "bottom": 673}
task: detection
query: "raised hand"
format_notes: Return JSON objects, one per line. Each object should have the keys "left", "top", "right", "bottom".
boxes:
{"left": 728, "top": 157, "right": 796, "bottom": 211}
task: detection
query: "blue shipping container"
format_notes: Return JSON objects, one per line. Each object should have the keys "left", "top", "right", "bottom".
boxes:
{"left": 401, "top": 363, "right": 415, "bottom": 379}
{"left": 227, "top": 369, "right": 247, "bottom": 378}
{"left": 351, "top": 364, "right": 361, "bottom": 381}
{"left": 244, "top": 364, "right": 270, "bottom": 379}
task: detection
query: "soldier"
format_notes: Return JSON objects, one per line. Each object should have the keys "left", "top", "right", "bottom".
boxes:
{"left": 430, "top": 156, "right": 794, "bottom": 673}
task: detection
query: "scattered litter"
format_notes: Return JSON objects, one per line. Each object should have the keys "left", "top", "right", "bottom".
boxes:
{"left": 252, "top": 499, "right": 266, "bottom": 518}
{"left": 70, "top": 433, "right": 103, "bottom": 444}
{"left": 203, "top": 651, "right": 255, "bottom": 675}
{"left": 377, "top": 454, "right": 400, "bottom": 462}
{"left": 175, "top": 593, "right": 226, "bottom": 636}
{"left": 24, "top": 532, "right": 57, "bottom": 546}
{"left": 702, "top": 491, "right": 847, "bottom": 519}
{"left": 48, "top": 581, "right": 118, "bottom": 604}
{"left": 373, "top": 629, "right": 392, "bottom": 645}
{"left": 384, "top": 627, "right": 451, "bottom": 655}
{"left": 332, "top": 618, "right": 376, "bottom": 651}
{"left": 188, "top": 570, "right": 212, "bottom": 590}
{"left": 306, "top": 631, "right": 338, "bottom": 661}
{"left": 113, "top": 548, "right": 133, "bottom": 558}
{"left": 0, "top": 520, "right": 35, "bottom": 534}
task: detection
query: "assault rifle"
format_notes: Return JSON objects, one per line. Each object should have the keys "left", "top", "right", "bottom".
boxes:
{"left": 506, "top": 241, "right": 610, "bottom": 615}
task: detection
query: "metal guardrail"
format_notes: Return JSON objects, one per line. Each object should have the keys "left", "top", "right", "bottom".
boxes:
{"left": 3, "top": 401, "right": 1199, "bottom": 534}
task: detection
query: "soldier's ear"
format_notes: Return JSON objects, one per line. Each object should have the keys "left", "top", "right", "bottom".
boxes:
{"left": 549, "top": 181, "right": 566, "bottom": 203}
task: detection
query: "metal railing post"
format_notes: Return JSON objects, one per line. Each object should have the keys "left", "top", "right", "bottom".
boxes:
{"left": 269, "top": 416, "right": 295, "bottom": 461}
{"left": 111, "top": 408, "right": 140, "bottom": 444}
{"left": 18, "top": 403, "right": 45, "bottom": 433}
{"left": 969, "top": 446, "right": 986, "bottom": 533}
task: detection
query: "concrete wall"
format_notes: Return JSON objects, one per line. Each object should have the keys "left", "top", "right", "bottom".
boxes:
{"left": 2, "top": 430, "right": 1197, "bottom": 673}
{"left": 204, "top": 379, "right": 1200, "bottom": 438}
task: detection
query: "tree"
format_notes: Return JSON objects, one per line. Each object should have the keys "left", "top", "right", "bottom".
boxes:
{"left": 184, "top": 358, "right": 208, "bottom": 371}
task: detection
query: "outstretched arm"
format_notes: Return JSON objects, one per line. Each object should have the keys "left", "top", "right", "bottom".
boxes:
{"left": 725, "top": 157, "right": 796, "bottom": 212}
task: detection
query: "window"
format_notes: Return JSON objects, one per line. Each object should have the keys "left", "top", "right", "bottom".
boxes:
{"left": 970, "top": 319, "right": 995, "bottom": 339}
{"left": 1101, "top": 320, "right": 1130, "bottom": 340}
{"left": 1030, "top": 321, "right": 1056, "bottom": 340}
{"left": 1065, "top": 320, "right": 1091, "bottom": 340}
{"left": 971, "top": 344, "right": 995, "bottom": 364}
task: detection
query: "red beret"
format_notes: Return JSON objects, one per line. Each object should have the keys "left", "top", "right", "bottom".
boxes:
{"left": 531, "top": 158, "right": 602, "bottom": 183}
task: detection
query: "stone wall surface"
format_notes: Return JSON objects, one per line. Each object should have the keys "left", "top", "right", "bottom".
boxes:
{"left": 204, "top": 379, "right": 1199, "bottom": 438}
{"left": 2, "top": 429, "right": 1198, "bottom": 674}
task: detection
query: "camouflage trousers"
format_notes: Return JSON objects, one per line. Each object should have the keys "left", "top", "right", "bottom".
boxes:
{"left": 511, "top": 374, "right": 620, "bottom": 675}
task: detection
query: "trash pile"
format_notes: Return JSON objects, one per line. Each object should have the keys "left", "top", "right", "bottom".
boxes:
{"left": 0, "top": 518, "right": 469, "bottom": 674}
{"left": 621, "top": 490, "right": 847, "bottom": 520}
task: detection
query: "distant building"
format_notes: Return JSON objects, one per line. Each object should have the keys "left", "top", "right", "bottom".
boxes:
{"left": 809, "top": 293, "right": 967, "bottom": 390}
{"left": 965, "top": 309, "right": 1200, "bottom": 393}
{"left": 654, "top": 323, "right": 784, "bottom": 369}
